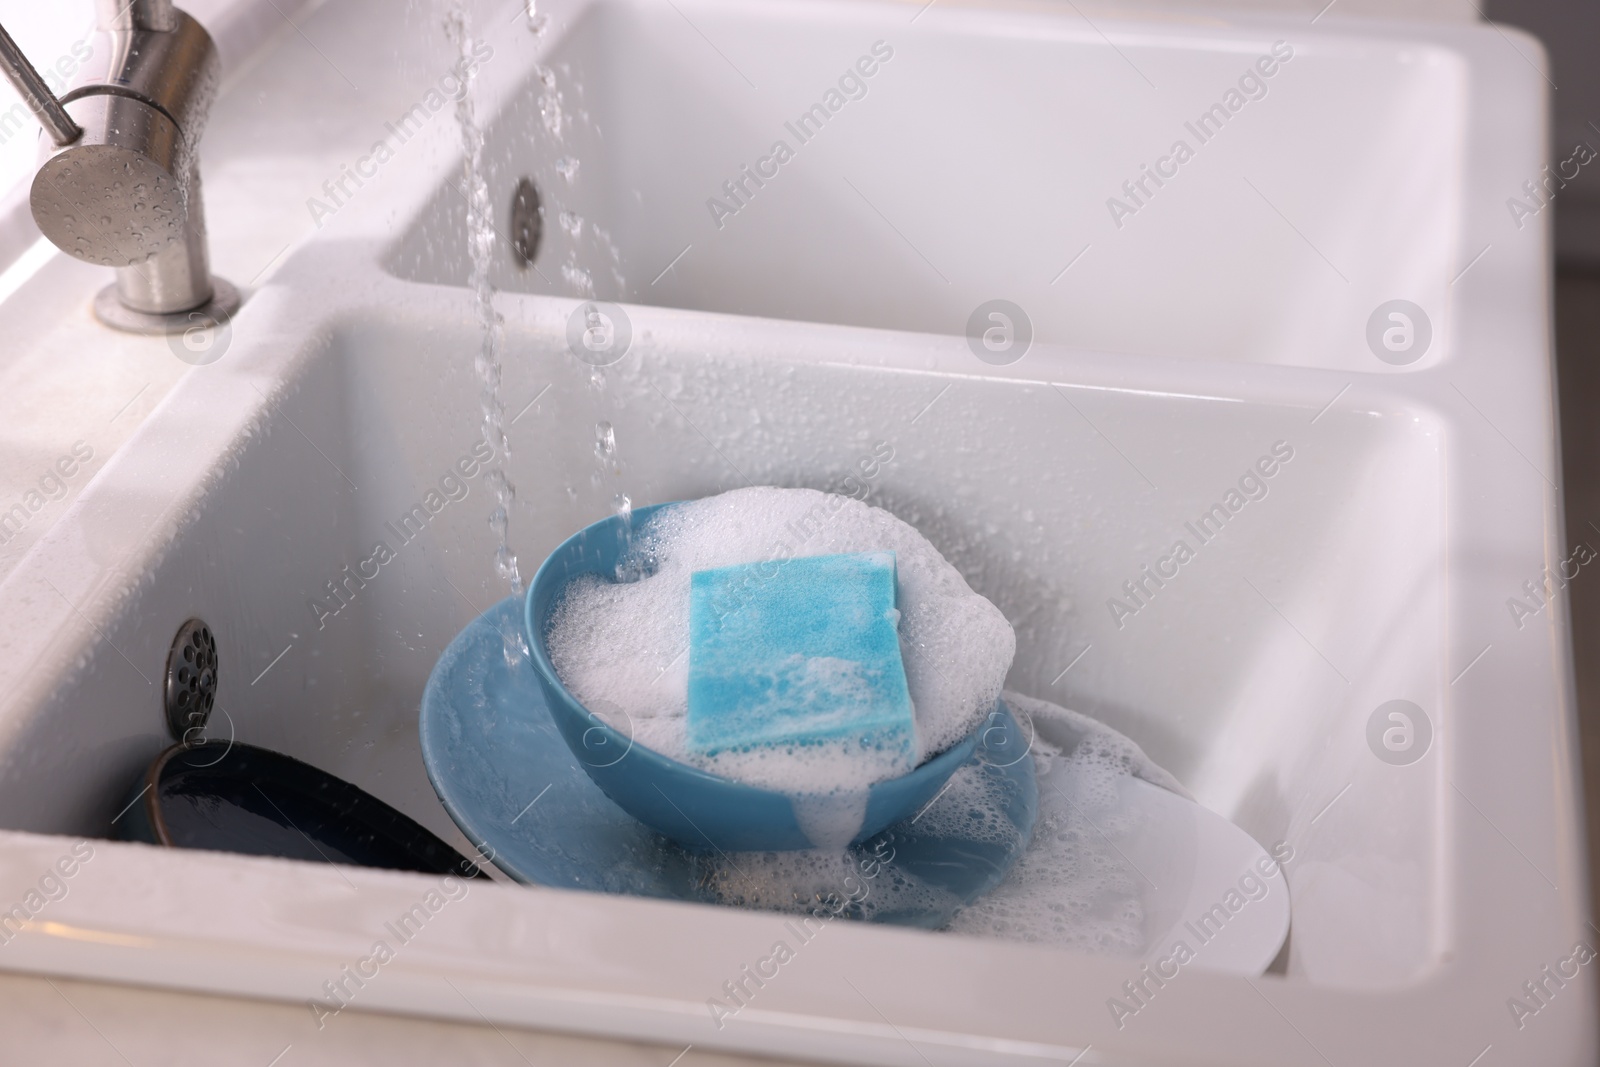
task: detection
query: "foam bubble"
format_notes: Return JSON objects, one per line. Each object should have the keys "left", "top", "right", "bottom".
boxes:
{"left": 546, "top": 487, "right": 1016, "bottom": 796}
{"left": 682, "top": 691, "right": 1186, "bottom": 949}
{"left": 691, "top": 845, "right": 965, "bottom": 925}
{"left": 942, "top": 691, "right": 1187, "bottom": 953}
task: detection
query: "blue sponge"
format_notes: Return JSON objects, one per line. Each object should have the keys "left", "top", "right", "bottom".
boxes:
{"left": 686, "top": 551, "right": 915, "bottom": 760}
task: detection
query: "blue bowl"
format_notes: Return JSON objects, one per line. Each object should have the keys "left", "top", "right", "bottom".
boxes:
{"left": 419, "top": 595, "right": 1039, "bottom": 926}
{"left": 524, "top": 503, "right": 982, "bottom": 853}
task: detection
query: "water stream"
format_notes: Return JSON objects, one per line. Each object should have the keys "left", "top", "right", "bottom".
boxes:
{"left": 448, "top": 1, "right": 632, "bottom": 657}
{"left": 447, "top": 9, "right": 524, "bottom": 662}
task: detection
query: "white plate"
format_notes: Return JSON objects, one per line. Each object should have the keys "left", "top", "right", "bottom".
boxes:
{"left": 1119, "top": 776, "right": 1291, "bottom": 976}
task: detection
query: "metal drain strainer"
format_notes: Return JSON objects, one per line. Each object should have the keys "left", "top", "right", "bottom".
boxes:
{"left": 510, "top": 177, "right": 542, "bottom": 268}
{"left": 165, "top": 618, "right": 217, "bottom": 742}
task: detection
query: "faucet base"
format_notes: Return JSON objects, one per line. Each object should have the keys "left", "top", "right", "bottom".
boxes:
{"left": 92, "top": 276, "right": 240, "bottom": 337}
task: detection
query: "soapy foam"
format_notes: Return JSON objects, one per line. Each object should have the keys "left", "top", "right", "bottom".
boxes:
{"left": 692, "top": 843, "right": 964, "bottom": 924}
{"left": 790, "top": 789, "right": 873, "bottom": 852}
{"left": 688, "top": 767, "right": 1016, "bottom": 923}
{"left": 546, "top": 487, "right": 1016, "bottom": 797}
{"left": 686, "top": 691, "right": 1185, "bottom": 952}
{"left": 942, "top": 691, "right": 1184, "bottom": 952}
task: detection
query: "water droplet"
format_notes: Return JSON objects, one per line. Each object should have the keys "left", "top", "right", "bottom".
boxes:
{"left": 525, "top": 0, "right": 548, "bottom": 35}
{"left": 561, "top": 262, "right": 593, "bottom": 295}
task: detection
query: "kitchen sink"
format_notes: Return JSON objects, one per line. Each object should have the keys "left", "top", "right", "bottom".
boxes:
{"left": 0, "top": 0, "right": 1585, "bottom": 1063}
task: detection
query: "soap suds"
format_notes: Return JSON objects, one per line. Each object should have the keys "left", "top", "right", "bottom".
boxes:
{"left": 943, "top": 691, "right": 1186, "bottom": 952}
{"left": 546, "top": 487, "right": 1016, "bottom": 796}
{"left": 686, "top": 691, "right": 1187, "bottom": 951}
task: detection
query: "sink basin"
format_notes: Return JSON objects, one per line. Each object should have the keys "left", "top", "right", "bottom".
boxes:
{"left": 0, "top": 0, "right": 1588, "bottom": 1063}
{"left": 390, "top": 0, "right": 1467, "bottom": 369}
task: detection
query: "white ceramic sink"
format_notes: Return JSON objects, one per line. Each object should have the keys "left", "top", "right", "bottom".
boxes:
{"left": 0, "top": 0, "right": 1588, "bottom": 1063}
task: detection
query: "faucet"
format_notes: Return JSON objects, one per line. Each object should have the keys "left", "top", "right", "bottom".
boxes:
{"left": 0, "top": 0, "right": 237, "bottom": 334}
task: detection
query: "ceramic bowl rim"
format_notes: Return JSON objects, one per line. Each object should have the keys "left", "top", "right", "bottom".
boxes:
{"left": 523, "top": 502, "right": 982, "bottom": 799}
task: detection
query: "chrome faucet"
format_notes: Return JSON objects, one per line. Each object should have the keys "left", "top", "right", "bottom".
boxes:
{"left": 0, "top": 0, "right": 237, "bottom": 333}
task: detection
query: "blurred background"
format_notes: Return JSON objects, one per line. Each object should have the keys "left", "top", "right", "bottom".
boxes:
{"left": 1484, "top": 0, "right": 1600, "bottom": 264}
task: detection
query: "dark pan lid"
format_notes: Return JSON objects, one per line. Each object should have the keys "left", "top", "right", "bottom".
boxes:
{"left": 125, "top": 741, "right": 485, "bottom": 879}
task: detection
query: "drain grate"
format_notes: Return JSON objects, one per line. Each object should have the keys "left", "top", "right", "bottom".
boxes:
{"left": 165, "top": 618, "right": 217, "bottom": 743}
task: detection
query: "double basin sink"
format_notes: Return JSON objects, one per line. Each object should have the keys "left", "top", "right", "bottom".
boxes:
{"left": 0, "top": 0, "right": 1587, "bottom": 1062}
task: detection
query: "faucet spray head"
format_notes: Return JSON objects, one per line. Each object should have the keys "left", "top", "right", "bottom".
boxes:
{"left": 23, "top": 2, "right": 239, "bottom": 334}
